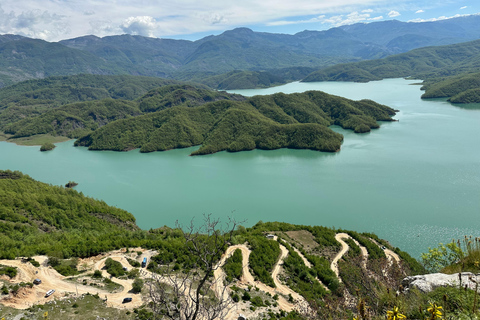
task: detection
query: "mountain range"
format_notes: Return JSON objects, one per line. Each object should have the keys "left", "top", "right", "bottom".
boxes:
{"left": 0, "top": 15, "right": 479, "bottom": 88}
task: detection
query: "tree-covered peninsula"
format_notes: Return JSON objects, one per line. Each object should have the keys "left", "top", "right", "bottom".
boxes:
{"left": 0, "top": 75, "right": 396, "bottom": 154}
{"left": 74, "top": 90, "right": 396, "bottom": 155}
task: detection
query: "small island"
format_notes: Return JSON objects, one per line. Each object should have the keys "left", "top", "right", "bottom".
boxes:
{"left": 40, "top": 142, "right": 56, "bottom": 152}
{"left": 65, "top": 181, "right": 78, "bottom": 188}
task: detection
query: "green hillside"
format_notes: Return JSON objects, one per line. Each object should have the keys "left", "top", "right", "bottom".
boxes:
{"left": 0, "top": 38, "right": 113, "bottom": 87}
{"left": 303, "top": 39, "right": 480, "bottom": 83}
{"left": 0, "top": 170, "right": 138, "bottom": 259}
{"left": 3, "top": 99, "right": 141, "bottom": 139}
{"left": 0, "top": 76, "right": 395, "bottom": 153}
{"left": 4, "top": 171, "right": 480, "bottom": 320}
{"left": 302, "top": 39, "right": 480, "bottom": 103}
{"left": 420, "top": 71, "right": 480, "bottom": 103}
{"left": 0, "top": 74, "right": 183, "bottom": 110}
{"left": 0, "top": 75, "right": 192, "bottom": 138}
{"left": 74, "top": 90, "right": 396, "bottom": 155}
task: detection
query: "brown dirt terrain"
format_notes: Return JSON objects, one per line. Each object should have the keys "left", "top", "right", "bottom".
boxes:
{"left": 0, "top": 248, "right": 157, "bottom": 310}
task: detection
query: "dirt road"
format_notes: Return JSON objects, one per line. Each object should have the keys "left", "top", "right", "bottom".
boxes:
{"left": 0, "top": 249, "right": 156, "bottom": 310}
{"left": 331, "top": 233, "right": 369, "bottom": 282}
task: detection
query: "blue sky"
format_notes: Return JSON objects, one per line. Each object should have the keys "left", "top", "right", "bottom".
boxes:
{"left": 1, "top": 0, "right": 479, "bottom": 41}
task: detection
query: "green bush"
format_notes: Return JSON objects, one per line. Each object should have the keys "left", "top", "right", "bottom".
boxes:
{"left": 0, "top": 266, "right": 18, "bottom": 278}
{"left": 92, "top": 270, "right": 103, "bottom": 279}
{"left": 223, "top": 249, "right": 243, "bottom": 282}
{"left": 104, "top": 258, "right": 126, "bottom": 277}
{"left": 250, "top": 296, "right": 264, "bottom": 307}
{"left": 132, "top": 278, "right": 143, "bottom": 293}
{"left": 242, "top": 291, "right": 251, "bottom": 301}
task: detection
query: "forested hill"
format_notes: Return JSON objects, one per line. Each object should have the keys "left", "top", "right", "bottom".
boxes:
{"left": 74, "top": 90, "right": 396, "bottom": 155}
{"left": 302, "top": 39, "right": 480, "bottom": 103}
{"left": 0, "top": 74, "right": 395, "bottom": 154}
{"left": 0, "top": 170, "right": 139, "bottom": 258}
{"left": 0, "top": 74, "right": 189, "bottom": 110}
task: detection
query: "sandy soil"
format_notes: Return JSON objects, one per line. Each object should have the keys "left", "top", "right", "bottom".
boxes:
{"left": 0, "top": 248, "right": 157, "bottom": 310}
{"left": 1, "top": 235, "right": 404, "bottom": 317}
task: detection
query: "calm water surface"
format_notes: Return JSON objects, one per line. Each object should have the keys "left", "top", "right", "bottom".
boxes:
{"left": 1, "top": 79, "right": 479, "bottom": 257}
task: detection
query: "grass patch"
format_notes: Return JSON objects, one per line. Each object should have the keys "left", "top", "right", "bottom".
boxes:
{"left": 0, "top": 132, "right": 10, "bottom": 141}
{"left": 285, "top": 230, "right": 319, "bottom": 251}
{"left": 19, "top": 294, "right": 134, "bottom": 319}
{"left": 7, "top": 134, "right": 70, "bottom": 146}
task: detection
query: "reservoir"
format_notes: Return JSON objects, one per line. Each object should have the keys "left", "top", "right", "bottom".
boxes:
{"left": 1, "top": 78, "right": 479, "bottom": 257}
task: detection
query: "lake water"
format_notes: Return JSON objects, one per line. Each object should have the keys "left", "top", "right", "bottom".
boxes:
{"left": 1, "top": 78, "right": 479, "bottom": 257}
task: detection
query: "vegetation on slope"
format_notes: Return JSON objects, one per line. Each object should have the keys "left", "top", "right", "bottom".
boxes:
{"left": 74, "top": 90, "right": 395, "bottom": 155}
{"left": 223, "top": 248, "right": 243, "bottom": 282}
{"left": 136, "top": 84, "right": 245, "bottom": 113}
{"left": 4, "top": 99, "right": 141, "bottom": 139}
{"left": 303, "top": 39, "right": 480, "bottom": 83}
{"left": 248, "top": 236, "right": 281, "bottom": 287}
{"left": 198, "top": 67, "right": 316, "bottom": 90}
{"left": 303, "top": 39, "right": 480, "bottom": 105}
{"left": 0, "top": 75, "right": 188, "bottom": 137}
{"left": 0, "top": 74, "right": 184, "bottom": 110}
{"left": 4, "top": 170, "right": 469, "bottom": 320}
{"left": 421, "top": 71, "right": 480, "bottom": 103}
{"left": 0, "top": 170, "right": 142, "bottom": 259}
{"left": 281, "top": 240, "right": 329, "bottom": 301}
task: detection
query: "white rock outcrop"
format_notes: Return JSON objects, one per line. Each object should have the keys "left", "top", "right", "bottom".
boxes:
{"left": 402, "top": 272, "right": 480, "bottom": 293}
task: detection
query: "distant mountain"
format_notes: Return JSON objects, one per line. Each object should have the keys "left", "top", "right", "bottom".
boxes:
{"left": 0, "top": 15, "right": 478, "bottom": 88}
{"left": 338, "top": 15, "right": 480, "bottom": 50}
{"left": 302, "top": 39, "right": 480, "bottom": 103}
{"left": 0, "top": 37, "right": 113, "bottom": 87}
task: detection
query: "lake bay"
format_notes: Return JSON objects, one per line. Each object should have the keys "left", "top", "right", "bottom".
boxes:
{"left": 1, "top": 78, "right": 479, "bottom": 257}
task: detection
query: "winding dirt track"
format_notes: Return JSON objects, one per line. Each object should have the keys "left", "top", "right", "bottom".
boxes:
{"left": 1, "top": 234, "right": 404, "bottom": 316}
{"left": 330, "top": 233, "right": 369, "bottom": 282}
{"left": 215, "top": 244, "right": 300, "bottom": 313}
{"left": 368, "top": 238, "right": 401, "bottom": 264}
{"left": 291, "top": 246, "right": 329, "bottom": 291}
{"left": 0, "top": 249, "right": 157, "bottom": 310}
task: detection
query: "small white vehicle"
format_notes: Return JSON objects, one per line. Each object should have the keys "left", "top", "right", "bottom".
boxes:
{"left": 45, "top": 289, "right": 55, "bottom": 297}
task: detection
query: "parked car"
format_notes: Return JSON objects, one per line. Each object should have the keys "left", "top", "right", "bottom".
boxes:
{"left": 45, "top": 289, "right": 55, "bottom": 297}
{"left": 33, "top": 278, "right": 42, "bottom": 285}
{"left": 123, "top": 297, "right": 132, "bottom": 303}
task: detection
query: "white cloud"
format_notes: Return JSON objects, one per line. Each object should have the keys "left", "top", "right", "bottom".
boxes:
{"left": 0, "top": 0, "right": 407, "bottom": 41}
{"left": 388, "top": 10, "right": 400, "bottom": 18}
{"left": 460, "top": 6, "right": 467, "bottom": 10}
{"left": 408, "top": 12, "right": 478, "bottom": 23}
{"left": 201, "top": 13, "right": 228, "bottom": 25}
{"left": 369, "top": 15, "right": 383, "bottom": 21}
{"left": 267, "top": 15, "right": 325, "bottom": 26}
{"left": 0, "top": 0, "right": 475, "bottom": 42}
{"left": 121, "top": 16, "right": 157, "bottom": 37}
{"left": 0, "top": 5, "right": 68, "bottom": 40}
{"left": 415, "top": 10, "right": 424, "bottom": 14}
{"left": 322, "top": 11, "right": 373, "bottom": 26}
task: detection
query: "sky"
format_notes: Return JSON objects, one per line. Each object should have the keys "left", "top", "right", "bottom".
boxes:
{"left": 1, "top": 0, "right": 479, "bottom": 42}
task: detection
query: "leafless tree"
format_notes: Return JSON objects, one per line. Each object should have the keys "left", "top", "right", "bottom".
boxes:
{"left": 148, "top": 214, "right": 241, "bottom": 320}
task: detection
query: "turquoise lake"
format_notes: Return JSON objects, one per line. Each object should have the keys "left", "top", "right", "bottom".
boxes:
{"left": 1, "top": 78, "right": 479, "bottom": 257}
